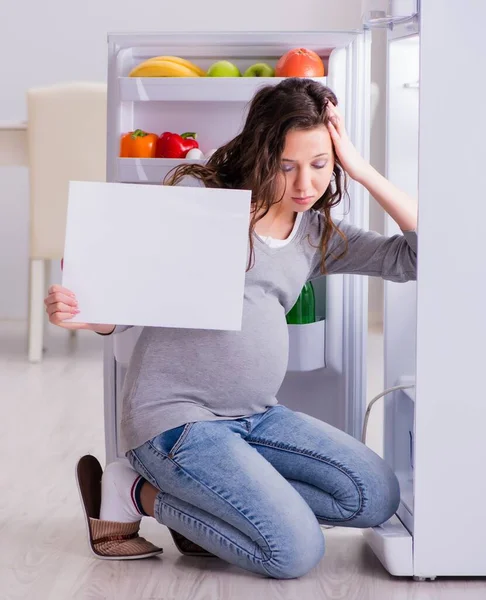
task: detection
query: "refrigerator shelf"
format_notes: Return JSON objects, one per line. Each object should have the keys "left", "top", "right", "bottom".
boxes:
{"left": 119, "top": 76, "right": 328, "bottom": 102}
{"left": 117, "top": 157, "right": 206, "bottom": 183}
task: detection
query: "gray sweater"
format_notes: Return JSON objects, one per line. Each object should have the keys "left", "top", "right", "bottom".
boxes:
{"left": 113, "top": 209, "right": 417, "bottom": 452}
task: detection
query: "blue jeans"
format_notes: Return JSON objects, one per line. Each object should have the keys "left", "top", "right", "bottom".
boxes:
{"left": 127, "top": 405, "right": 399, "bottom": 579}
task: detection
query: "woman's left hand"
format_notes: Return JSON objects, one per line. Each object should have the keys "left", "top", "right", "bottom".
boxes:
{"left": 327, "top": 103, "right": 370, "bottom": 183}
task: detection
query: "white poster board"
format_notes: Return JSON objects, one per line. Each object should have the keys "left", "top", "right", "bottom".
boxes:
{"left": 62, "top": 181, "right": 251, "bottom": 331}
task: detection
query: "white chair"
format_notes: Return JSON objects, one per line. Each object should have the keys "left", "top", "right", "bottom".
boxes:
{"left": 27, "top": 82, "right": 107, "bottom": 362}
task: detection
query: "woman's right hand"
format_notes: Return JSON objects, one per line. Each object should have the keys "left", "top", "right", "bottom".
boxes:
{"left": 44, "top": 285, "right": 114, "bottom": 334}
{"left": 45, "top": 284, "right": 92, "bottom": 330}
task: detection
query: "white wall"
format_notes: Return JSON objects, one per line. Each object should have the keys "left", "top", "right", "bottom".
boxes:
{"left": 0, "top": 0, "right": 388, "bottom": 320}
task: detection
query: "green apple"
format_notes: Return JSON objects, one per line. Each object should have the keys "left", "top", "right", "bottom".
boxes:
{"left": 243, "top": 63, "right": 275, "bottom": 77}
{"left": 207, "top": 60, "right": 241, "bottom": 77}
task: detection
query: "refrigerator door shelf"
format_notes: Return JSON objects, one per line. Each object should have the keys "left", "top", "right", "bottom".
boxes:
{"left": 362, "top": 0, "right": 419, "bottom": 29}
{"left": 287, "top": 319, "right": 326, "bottom": 372}
{"left": 119, "top": 76, "right": 328, "bottom": 103}
{"left": 363, "top": 10, "right": 418, "bottom": 28}
{"left": 117, "top": 157, "right": 206, "bottom": 184}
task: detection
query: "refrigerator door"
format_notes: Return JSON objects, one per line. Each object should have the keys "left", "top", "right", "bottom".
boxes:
{"left": 363, "top": 18, "right": 419, "bottom": 577}
{"left": 383, "top": 23, "right": 419, "bottom": 536}
{"left": 412, "top": 0, "right": 486, "bottom": 577}
{"left": 368, "top": 0, "right": 486, "bottom": 578}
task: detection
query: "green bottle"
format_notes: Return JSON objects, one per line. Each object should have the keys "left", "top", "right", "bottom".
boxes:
{"left": 286, "top": 282, "right": 316, "bottom": 325}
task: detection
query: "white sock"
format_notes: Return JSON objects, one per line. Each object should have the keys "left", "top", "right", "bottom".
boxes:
{"left": 99, "top": 461, "right": 145, "bottom": 523}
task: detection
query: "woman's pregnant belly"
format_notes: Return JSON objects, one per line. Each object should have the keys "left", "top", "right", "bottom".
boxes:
{"left": 127, "top": 296, "right": 290, "bottom": 413}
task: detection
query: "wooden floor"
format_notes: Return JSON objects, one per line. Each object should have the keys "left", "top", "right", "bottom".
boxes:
{"left": 1, "top": 320, "right": 485, "bottom": 599}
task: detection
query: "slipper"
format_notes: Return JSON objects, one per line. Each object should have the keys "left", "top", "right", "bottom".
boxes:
{"left": 168, "top": 528, "right": 215, "bottom": 557}
{"left": 75, "top": 455, "right": 163, "bottom": 560}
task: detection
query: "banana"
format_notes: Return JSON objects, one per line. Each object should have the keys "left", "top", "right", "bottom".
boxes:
{"left": 143, "top": 56, "right": 206, "bottom": 77}
{"left": 129, "top": 56, "right": 204, "bottom": 78}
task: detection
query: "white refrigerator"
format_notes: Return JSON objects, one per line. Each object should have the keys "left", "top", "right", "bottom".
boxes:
{"left": 102, "top": 0, "right": 486, "bottom": 580}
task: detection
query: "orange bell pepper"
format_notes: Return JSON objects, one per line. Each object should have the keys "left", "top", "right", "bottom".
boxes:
{"left": 120, "top": 129, "right": 158, "bottom": 158}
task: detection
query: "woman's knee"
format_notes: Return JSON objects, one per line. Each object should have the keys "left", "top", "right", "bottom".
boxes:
{"left": 354, "top": 461, "right": 400, "bottom": 527}
{"left": 262, "top": 519, "right": 325, "bottom": 579}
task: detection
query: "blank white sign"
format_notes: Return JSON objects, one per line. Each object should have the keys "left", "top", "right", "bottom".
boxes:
{"left": 62, "top": 181, "right": 251, "bottom": 331}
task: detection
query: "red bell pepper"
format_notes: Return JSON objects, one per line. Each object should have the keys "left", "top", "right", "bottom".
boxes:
{"left": 155, "top": 131, "right": 199, "bottom": 159}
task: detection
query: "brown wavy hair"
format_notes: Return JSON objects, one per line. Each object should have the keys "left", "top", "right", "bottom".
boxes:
{"left": 164, "top": 77, "right": 348, "bottom": 273}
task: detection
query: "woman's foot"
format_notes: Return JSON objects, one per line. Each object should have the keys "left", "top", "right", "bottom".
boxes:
{"left": 99, "top": 460, "right": 148, "bottom": 522}
{"left": 168, "top": 529, "right": 216, "bottom": 557}
{"left": 75, "top": 455, "right": 163, "bottom": 560}
{"left": 100, "top": 459, "right": 215, "bottom": 557}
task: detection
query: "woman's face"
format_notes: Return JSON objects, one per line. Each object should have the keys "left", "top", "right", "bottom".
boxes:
{"left": 275, "top": 126, "right": 335, "bottom": 214}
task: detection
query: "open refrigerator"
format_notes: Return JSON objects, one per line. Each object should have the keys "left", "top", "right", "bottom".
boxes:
{"left": 102, "top": 0, "right": 486, "bottom": 580}
{"left": 103, "top": 30, "right": 372, "bottom": 466}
